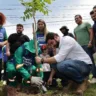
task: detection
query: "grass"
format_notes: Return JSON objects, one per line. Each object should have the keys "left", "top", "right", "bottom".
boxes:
{"left": 0, "top": 54, "right": 96, "bottom": 96}
{"left": 0, "top": 80, "right": 96, "bottom": 96}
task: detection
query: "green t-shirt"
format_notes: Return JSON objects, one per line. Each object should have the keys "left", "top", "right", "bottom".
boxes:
{"left": 74, "top": 22, "right": 91, "bottom": 46}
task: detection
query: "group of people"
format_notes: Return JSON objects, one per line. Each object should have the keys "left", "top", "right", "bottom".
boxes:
{"left": 0, "top": 5, "right": 96, "bottom": 96}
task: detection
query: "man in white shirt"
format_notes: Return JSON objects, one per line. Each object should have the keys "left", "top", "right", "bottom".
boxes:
{"left": 35, "top": 32, "right": 92, "bottom": 95}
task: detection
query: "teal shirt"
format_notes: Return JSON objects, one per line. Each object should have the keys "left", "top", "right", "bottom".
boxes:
{"left": 14, "top": 40, "right": 42, "bottom": 80}
{"left": 74, "top": 22, "right": 91, "bottom": 46}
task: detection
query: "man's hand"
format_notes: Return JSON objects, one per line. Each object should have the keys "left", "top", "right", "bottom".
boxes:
{"left": 88, "top": 42, "right": 92, "bottom": 48}
{"left": 30, "top": 76, "right": 43, "bottom": 86}
{"left": 47, "top": 77, "right": 52, "bottom": 85}
{"left": 35, "top": 56, "right": 42, "bottom": 64}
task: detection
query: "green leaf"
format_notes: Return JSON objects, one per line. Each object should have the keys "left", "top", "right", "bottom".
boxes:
{"left": 44, "top": 0, "right": 51, "bottom": 4}
{"left": 23, "top": 17, "right": 25, "bottom": 21}
{"left": 19, "top": 0, "right": 55, "bottom": 21}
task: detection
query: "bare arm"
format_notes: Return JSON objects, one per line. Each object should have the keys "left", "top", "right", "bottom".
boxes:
{"left": 6, "top": 42, "right": 11, "bottom": 56}
{"left": 47, "top": 69, "right": 56, "bottom": 85}
{"left": 2, "top": 40, "right": 7, "bottom": 45}
{"left": 43, "top": 57, "right": 57, "bottom": 64}
{"left": 49, "top": 69, "right": 56, "bottom": 78}
{"left": 88, "top": 28, "right": 93, "bottom": 47}
{"left": 36, "top": 56, "right": 57, "bottom": 64}
{"left": 0, "top": 40, "right": 7, "bottom": 47}
{"left": 74, "top": 33, "right": 77, "bottom": 40}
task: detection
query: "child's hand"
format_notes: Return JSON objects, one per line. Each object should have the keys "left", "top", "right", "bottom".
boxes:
{"left": 36, "top": 68, "right": 40, "bottom": 72}
{"left": 36, "top": 68, "right": 43, "bottom": 72}
{"left": 35, "top": 56, "right": 42, "bottom": 64}
{"left": 47, "top": 77, "right": 52, "bottom": 85}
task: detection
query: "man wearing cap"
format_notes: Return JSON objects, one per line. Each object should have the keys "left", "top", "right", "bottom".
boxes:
{"left": 60, "top": 26, "right": 74, "bottom": 38}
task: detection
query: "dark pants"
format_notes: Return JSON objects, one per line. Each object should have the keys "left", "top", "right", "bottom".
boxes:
{"left": 82, "top": 45, "right": 96, "bottom": 78}
{"left": 43, "top": 72, "right": 50, "bottom": 83}
{"left": 3, "top": 62, "right": 7, "bottom": 80}
{"left": 43, "top": 72, "right": 58, "bottom": 87}
{"left": 51, "top": 60, "right": 91, "bottom": 84}
{"left": 82, "top": 46, "right": 94, "bottom": 64}
{"left": 51, "top": 64, "right": 69, "bottom": 87}
{"left": 0, "top": 59, "right": 2, "bottom": 80}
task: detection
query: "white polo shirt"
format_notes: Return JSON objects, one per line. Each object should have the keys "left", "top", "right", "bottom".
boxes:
{"left": 54, "top": 36, "right": 92, "bottom": 64}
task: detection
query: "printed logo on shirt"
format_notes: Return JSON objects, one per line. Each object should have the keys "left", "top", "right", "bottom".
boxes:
{"left": 37, "top": 36, "right": 45, "bottom": 42}
{"left": 23, "top": 57, "right": 32, "bottom": 66}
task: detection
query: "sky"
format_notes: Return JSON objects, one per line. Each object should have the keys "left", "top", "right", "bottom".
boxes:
{"left": 0, "top": 0, "right": 96, "bottom": 38}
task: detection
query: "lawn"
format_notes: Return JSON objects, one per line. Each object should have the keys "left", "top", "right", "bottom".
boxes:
{"left": 0, "top": 54, "right": 96, "bottom": 96}
{"left": 0, "top": 81, "right": 96, "bottom": 96}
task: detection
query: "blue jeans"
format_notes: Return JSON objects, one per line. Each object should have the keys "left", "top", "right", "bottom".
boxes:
{"left": 82, "top": 45, "right": 96, "bottom": 78}
{"left": 82, "top": 45, "right": 94, "bottom": 64}
{"left": 51, "top": 60, "right": 91, "bottom": 84}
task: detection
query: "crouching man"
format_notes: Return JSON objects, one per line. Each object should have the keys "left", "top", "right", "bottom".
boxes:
{"left": 35, "top": 32, "right": 92, "bottom": 95}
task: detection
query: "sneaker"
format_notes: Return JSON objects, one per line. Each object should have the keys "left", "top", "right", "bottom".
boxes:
{"left": 88, "top": 78, "right": 96, "bottom": 84}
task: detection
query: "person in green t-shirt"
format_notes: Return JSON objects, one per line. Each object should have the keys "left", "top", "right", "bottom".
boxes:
{"left": 74, "top": 14, "right": 94, "bottom": 64}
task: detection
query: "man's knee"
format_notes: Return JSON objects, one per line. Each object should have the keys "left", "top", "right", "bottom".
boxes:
{"left": 57, "top": 61, "right": 67, "bottom": 72}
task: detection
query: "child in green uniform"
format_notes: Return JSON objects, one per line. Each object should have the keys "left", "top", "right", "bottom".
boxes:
{"left": 7, "top": 40, "right": 43, "bottom": 87}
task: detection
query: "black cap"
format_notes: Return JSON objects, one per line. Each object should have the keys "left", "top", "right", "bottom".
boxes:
{"left": 90, "top": 11, "right": 94, "bottom": 15}
{"left": 60, "top": 26, "right": 69, "bottom": 31}
{"left": 93, "top": 5, "right": 96, "bottom": 9}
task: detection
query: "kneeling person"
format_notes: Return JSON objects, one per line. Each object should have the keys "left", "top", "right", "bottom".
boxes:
{"left": 35, "top": 32, "right": 92, "bottom": 95}
{"left": 14, "top": 40, "right": 43, "bottom": 86}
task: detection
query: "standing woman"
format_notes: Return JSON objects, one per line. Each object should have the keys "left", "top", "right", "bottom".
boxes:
{"left": 0, "top": 13, "right": 7, "bottom": 80}
{"left": 36, "top": 19, "right": 48, "bottom": 47}
{"left": 36, "top": 19, "right": 54, "bottom": 56}
{"left": 36, "top": 20, "right": 58, "bottom": 87}
{"left": 36, "top": 19, "right": 48, "bottom": 79}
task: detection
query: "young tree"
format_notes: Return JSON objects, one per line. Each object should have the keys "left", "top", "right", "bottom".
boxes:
{"left": 18, "top": 0, "right": 55, "bottom": 92}
{"left": 19, "top": 0, "right": 55, "bottom": 55}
